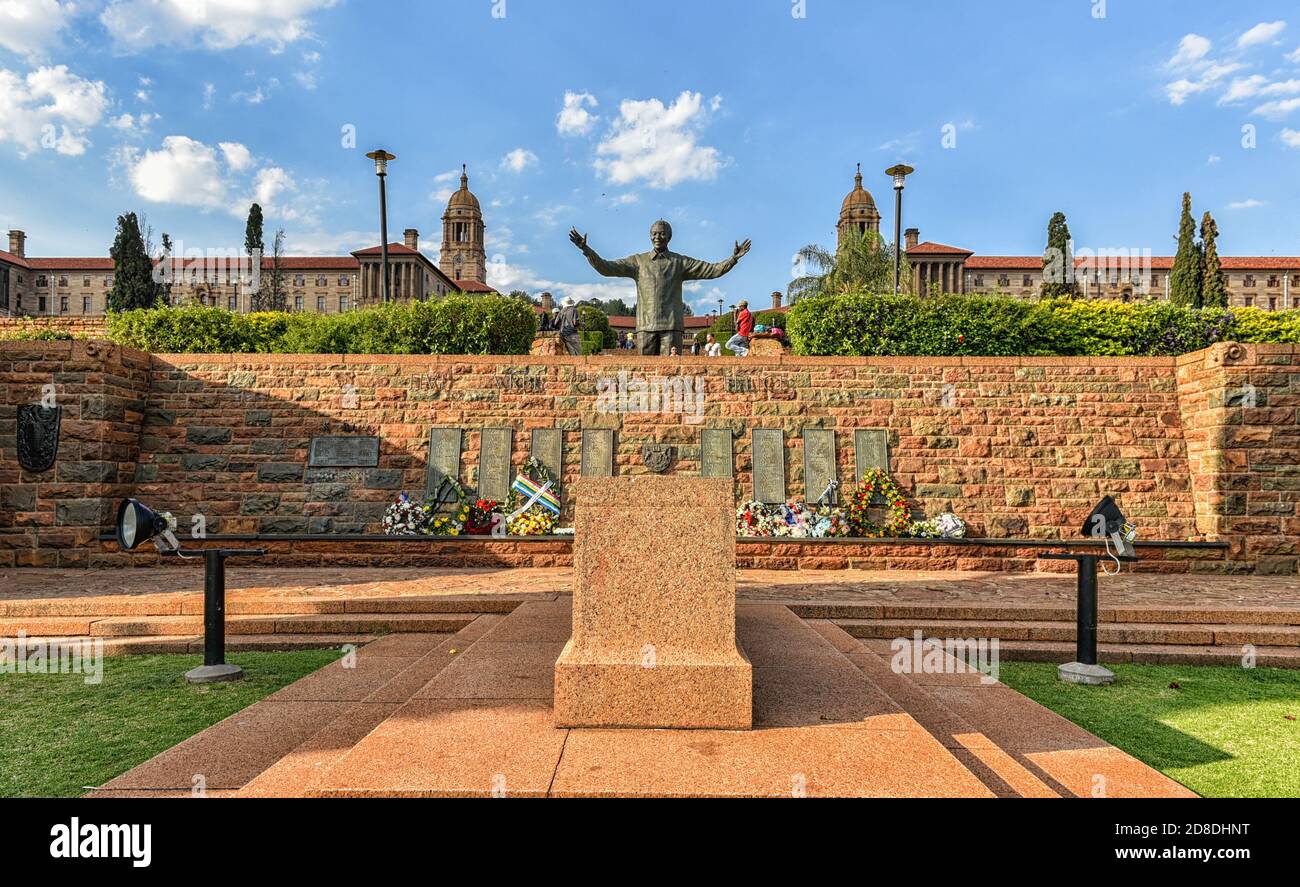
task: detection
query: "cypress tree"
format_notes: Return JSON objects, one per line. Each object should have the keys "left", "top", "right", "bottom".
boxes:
{"left": 1170, "top": 192, "right": 1202, "bottom": 307}
{"left": 107, "top": 212, "right": 161, "bottom": 312}
{"left": 1201, "top": 212, "right": 1227, "bottom": 309}
{"left": 1041, "top": 212, "right": 1078, "bottom": 298}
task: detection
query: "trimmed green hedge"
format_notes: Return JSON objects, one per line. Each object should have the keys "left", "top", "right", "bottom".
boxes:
{"left": 786, "top": 293, "right": 1300, "bottom": 357}
{"left": 106, "top": 296, "right": 539, "bottom": 355}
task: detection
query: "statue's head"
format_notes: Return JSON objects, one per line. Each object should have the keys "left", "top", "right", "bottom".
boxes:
{"left": 650, "top": 219, "right": 672, "bottom": 252}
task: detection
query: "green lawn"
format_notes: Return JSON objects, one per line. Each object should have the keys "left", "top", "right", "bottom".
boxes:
{"left": 999, "top": 663, "right": 1300, "bottom": 798}
{"left": 0, "top": 651, "right": 341, "bottom": 798}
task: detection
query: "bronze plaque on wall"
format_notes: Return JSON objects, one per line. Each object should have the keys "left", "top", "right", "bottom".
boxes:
{"left": 581, "top": 429, "right": 614, "bottom": 477}
{"left": 804, "top": 429, "right": 838, "bottom": 504}
{"left": 478, "top": 428, "right": 514, "bottom": 502}
{"left": 309, "top": 436, "right": 380, "bottom": 468}
{"left": 425, "top": 428, "right": 463, "bottom": 499}
{"left": 701, "top": 429, "right": 734, "bottom": 479}
{"left": 751, "top": 429, "right": 786, "bottom": 504}
{"left": 854, "top": 429, "right": 890, "bottom": 481}
{"left": 531, "top": 429, "right": 564, "bottom": 483}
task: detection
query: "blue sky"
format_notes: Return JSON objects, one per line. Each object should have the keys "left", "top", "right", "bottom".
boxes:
{"left": 2, "top": 0, "right": 1298, "bottom": 311}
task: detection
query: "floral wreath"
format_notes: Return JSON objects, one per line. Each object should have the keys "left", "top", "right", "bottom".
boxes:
{"left": 845, "top": 469, "right": 912, "bottom": 539}
{"left": 507, "top": 456, "right": 560, "bottom": 537}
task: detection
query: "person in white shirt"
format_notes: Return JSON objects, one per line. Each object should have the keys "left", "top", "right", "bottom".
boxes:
{"left": 704, "top": 333, "right": 722, "bottom": 357}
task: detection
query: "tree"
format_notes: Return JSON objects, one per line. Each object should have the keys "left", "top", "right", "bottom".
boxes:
{"left": 107, "top": 212, "right": 162, "bottom": 312}
{"left": 788, "top": 230, "right": 908, "bottom": 301}
{"left": 1040, "top": 212, "right": 1079, "bottom": 298}
{"left": 1201, "top": 212, "right": 1227, "bottom": 308}
{"left": 254, "top": 229, "right": 286, "bottom": 312}
{"left": 244, "top": 204, "right": 264, "bottom": 258}
{"left": 158, "top": 232, "right": 175, "bottom": 306}
{"left": 1170, "top": 192, "right": 1203, "bottom": 307}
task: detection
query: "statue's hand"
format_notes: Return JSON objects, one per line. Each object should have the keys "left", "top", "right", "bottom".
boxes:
{"left": 734, "top": 239, "right": 752, "bottom": 260}
{"left": 569, "top": 228, "right": 589, "bottom": 252}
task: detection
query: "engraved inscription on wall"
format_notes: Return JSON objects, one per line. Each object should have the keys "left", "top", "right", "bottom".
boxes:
{"left": 752, "top": 429, "right": 787, "bottom": 504}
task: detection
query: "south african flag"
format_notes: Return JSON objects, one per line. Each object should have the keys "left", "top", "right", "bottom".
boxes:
{"left": 512, "top": 474, "right": 561, "bottom": 516}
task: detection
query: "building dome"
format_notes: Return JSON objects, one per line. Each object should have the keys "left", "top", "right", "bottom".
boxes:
{"left": 841, "top": 168, "right": 878, "bottom": 213}
{"left": 447, "top": 166, "right": 481, "bottom": 211}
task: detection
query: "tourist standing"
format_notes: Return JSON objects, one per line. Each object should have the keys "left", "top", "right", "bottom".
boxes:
{"left": 727, "top": 301, "right": 754, "bottom": 357}
{"left": 705, "top": 333, "right": 722, "bottom": 357}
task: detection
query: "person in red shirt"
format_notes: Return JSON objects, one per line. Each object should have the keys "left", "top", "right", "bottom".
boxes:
{"left": 727, "top": 300, "right": 754, "bottom": 357}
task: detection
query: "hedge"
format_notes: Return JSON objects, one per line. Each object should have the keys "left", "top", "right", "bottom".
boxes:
{"left": 105, "top": 296, "right": 539, "bottom": 355}
{"left": 785, "top": 292, "right": 1300, "bottom": 357}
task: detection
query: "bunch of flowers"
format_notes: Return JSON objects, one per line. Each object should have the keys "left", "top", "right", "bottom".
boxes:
{"left": 464, "top": 499, "right": 502, "bottom": 536}
{"left": 845, "top": 469, "right": 913, "bottom": 539}
{"left": 908, "top": 513, "right": 968, "bottom": 539}
{"left": 383, "top": 484, "right": 473, "bottom": 538}
{"left": 736, "top": 501, "right": 851, "bottom": 538}
{"left": 507, "top": 457, "right": 561, "bottom": 537}
{"left": 383, "top": 493, "right": 432, "bottom": 536}
{"left": 508, "top": 509, "right": 557, "bottom": 537}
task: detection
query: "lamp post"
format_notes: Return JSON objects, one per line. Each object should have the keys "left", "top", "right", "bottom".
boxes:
{"left": 717, "top": 298, "right": 724, "bottom": 319}
{"left": 885, "top": 164, "right": 915, "bottom": 296}
{"left": 366, "top": 150, "right": 396, "bottom": 304}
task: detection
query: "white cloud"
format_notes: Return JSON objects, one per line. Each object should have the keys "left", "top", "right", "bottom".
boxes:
{"left": 501, "top": 147, "right": 539, "bottom": 173}
{"left": 556, "top": 91, "right": 598, "bottom": 136}
{"left": 594, "top": 91, "right": 725, "bottom": 189}
{"left": 101, "top": 0, "right": 337, "bottom": 52}
{"left": 1166, "top": 78, "right": 1211, "bottom": 106}
{"left": 1253, "top": 96, "right": 1300, "bottom": 117}
{"left": 1206, "top": 153, "right": 1221, "bottom": 165}
{"left": 1282, "top": 128, "right": 1300, "bottom": 148}
{"left": 1289, "top": 46, "right": 1300, "bottom": 64}
{"left": 0, "top": 0, "right": 75, "bottom": 60}
{"left": 110, "top": 111, "right": 157, "bottom": 134}
{"left": 127, "top": 135, "right": 230, "bottom": 208}
{"left": 202, "top": 82, "right": 216, "bottom": 110}
{"left": 1168, "top": 34, "right": 1212, "bottom": 67}
{"left": 1219, "top": 75, "right": 1269, "bottom": 103}
{"left": 122, "top": 134, "right": 299, "bottom": 219}
{"left": 0, "top": 64, "right": 109, "bottom": 156}
{"left": 219, "top": 141, "right": 253, "bottom": 171}
{"left": 253, "top": 166, "right": 296, "bottom": 214}
{"left": 1227, "top": 199, "right": 1265, "bottom": 210}
{"left": 1237, "top": 21, "right": 1287, "bottom": 50}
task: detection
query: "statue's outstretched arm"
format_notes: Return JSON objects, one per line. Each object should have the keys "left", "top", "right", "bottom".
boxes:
{"left": 570, "top": 226, "right": 637, "bottom": 278}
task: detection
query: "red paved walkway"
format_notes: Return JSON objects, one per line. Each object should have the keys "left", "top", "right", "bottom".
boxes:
{"left": 90, "top": 600, "right": 1196, "bottom": 798}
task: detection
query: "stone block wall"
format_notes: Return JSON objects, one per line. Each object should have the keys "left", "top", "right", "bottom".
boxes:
{"left": 1, "top": 341, "right": 1296, "bottom": 573}
{"left": 0, "top": 340, "right": 150, "bottom": 566}
{"left": 1176, "top": 343, "right": 1300, "bottom": 574}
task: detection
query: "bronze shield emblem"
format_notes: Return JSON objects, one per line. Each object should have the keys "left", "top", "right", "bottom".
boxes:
{"left": 17, "top": 404, "right": 61, "bottom": 474}
{"left": 642, "top": 443, "right": 674, "bottom": 474}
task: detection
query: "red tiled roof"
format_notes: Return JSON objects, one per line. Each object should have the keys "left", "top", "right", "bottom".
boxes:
{"left": 26, "top": 257, "right": 116, "bottom": 270}
{"left": 965, "top": 255, "right": 1300, "bottom": 272}
{"left": 0, "top": 249, "right": 30, "bottom": 269}
{"left": 351, "top": 243, "right": 422, "bottom": 258}
{"left": 454, "top": 279, "right": 497, "bottom": 293}
{"left": 906, "top": 241, "right": 973, "bottom": 257}
{"left": 607, "top": 315, "right": 716, "bottom": 330}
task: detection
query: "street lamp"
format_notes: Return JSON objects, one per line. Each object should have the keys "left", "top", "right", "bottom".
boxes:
{"left": 366, "top": 149, "right": 397, "bottom": 304}
{"left": 717, "top": 298, "right": 724, "bottom": 319}
{"left": 885, "top": 164, "right": 915, "bottom": 296}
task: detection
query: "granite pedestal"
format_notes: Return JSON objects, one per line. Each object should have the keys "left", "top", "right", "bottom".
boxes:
{"left": 554, "top": 477, "right": 753, "bottom": 729}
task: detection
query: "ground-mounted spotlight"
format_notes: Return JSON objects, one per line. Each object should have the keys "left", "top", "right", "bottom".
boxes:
{"left": 116, "top": 499, "right": 180, "bottom": 552}
{"left": 115, "top": 499, "right": 264, "bottom": 685}
{"left": 1044, "top": 497, "right": 1141, "bottom": 687}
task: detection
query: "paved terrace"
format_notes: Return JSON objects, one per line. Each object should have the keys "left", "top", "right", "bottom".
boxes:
{"left": 88, "top": 600, "right": 1198, "bottom": 798}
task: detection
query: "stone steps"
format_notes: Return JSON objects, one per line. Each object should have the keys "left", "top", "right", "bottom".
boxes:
{"left": 834, "top": 617, "right": 1300, "bottom": 648}
{"left": 0, "top": 594, "right": 533, "bottom": 619}
{"left": 788, "top": 602, "right": 1300, "bottom": 626}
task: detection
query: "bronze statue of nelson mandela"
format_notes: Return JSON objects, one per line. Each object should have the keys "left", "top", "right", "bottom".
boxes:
{"left": 569, "top": 220, "right": 752, "bottom": 356}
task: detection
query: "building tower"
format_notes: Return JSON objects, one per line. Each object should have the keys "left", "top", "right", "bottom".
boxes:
{"left": 440, "top": 165, "right": 487, "bottom": 284}
{"left": 837, "top": 164, "right": 882, "bottom": 250}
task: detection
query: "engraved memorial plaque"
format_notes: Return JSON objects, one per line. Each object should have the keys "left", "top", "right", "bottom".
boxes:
{"left": 751, "top": 429, "right": 786, "bottom": 504}
{"left": 531, "top": 429, "right": 564, "bottom": 483}
{"left": 701, "top": 429, "right": 734, "bottom": 479}
{"left": 804, "top": 429, "right": 838, "bottom": 504}
{"left": 581, "top": 429, "right": 614, "bottom": 477}
{"left": 478, "top": 428, "right": 514, "bottom": 502}
{"left": 309, "top": 436, "right": 380, "bottom": 468}
{"left": 854, "top": 429, "right": 891, "bottom": 480}
{"left": 425, "top": 427, "right": 463, "bottom": 500}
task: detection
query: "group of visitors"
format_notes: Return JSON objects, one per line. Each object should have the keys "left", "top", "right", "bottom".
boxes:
{"left": 610, "top": 301, "right": 757, "bottom": 358}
